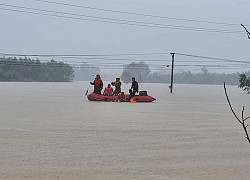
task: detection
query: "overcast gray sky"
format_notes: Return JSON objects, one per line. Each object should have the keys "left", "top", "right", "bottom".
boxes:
{"left": 1, "top": 0, "right": 250, "bottom": 73}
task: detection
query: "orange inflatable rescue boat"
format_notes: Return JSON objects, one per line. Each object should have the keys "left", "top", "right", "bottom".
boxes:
{"left": 87, "top": 91, "right": 156, "bottom": 103}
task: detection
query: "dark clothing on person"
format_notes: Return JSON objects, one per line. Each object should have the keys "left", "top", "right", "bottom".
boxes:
{"left": 131, "top": 80, "right": 139, "bottom": 96}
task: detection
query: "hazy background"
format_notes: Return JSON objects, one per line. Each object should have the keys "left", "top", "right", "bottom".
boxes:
{"left": 1, "top": 2, "right": 250, "bottom": 178}
{"left": 0, "top": 0, "right": 250, "bottom": 75}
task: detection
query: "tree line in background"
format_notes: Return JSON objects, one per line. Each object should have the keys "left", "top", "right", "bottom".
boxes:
{"left": 1, "top": 57, "right": 250, "bottom": 90}
{"left": 147, "top": 71, "right": 242, "bottom": 85}
{"left": 0, "top": 57, "right": 74, "bottom": 82}
{"left": 121, "top": 61, "right": 151, "bottom": 83}
{"left": 121, "top": 61, "right": 250, "bottom": 86}
{"left": 73, "top": 62, "right": 100, "bottom": 81}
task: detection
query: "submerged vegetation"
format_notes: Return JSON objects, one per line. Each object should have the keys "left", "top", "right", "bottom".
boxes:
{"left": 239, "top": 74, "right": 250, "bottom": 93}
{"left": 0, "top": 57, "right": 249, "bottom": 85}
{"left": 0, "top": 57, "right": 74, "bottom": 82}
{"left": 146, "top": 71, "right": 241, "bottom": 85}
{"left": 121, "top": 61, "right": 249, "bottom": 85}
{"left": 74, "top": 62, "right": 100, "bottom": 81}
{"left": 121, "top": 61, "right": 150, "bottom": 83}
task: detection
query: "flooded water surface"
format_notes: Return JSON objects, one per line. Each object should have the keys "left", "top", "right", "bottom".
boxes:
{"left": 0, "top": 82, "right": 250, "bottom": 179}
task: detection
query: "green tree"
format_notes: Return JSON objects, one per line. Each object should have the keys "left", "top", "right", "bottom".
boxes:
{"left": 73, "top": 62, "right": 100, "bottom": 81}
{"left": 121, "top": 71, "right": 132, "bottom": 83}
{"left": 239, "top": 74, "right": 250, "bottom": 93}
{"left": 0, "top": 57, "right": 74, "bottom": 82}
{"left": 121, "top": 61, "right": 150, "bottom": 83}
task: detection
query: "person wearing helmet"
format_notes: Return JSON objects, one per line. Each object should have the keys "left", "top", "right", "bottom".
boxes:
{"left": 129, "top": 77, "right": 139, "bottom": 97}
{"left": 103, "top": 84, "right": 113, "bottom": 96}
{"left": 111, "top": 77, "right": 122, "bottom": 96}
{"left": 90, "top": 74, "right": 103, "bottom": 94}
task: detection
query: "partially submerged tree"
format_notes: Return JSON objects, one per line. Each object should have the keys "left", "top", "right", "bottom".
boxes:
{"left": 121, "top": 61, "right": 150, "bottom": 83}
{"left": 74, "top": 62, "right": 100, "bottom": 81}
{"left": 239, "top": 74, "right": 250, "bottom": 94}
{"left": 224, "top": 82, "right": 250, "bottom": 144}
{"left": 0, "top": 57, "right": 74, "bottom": 82}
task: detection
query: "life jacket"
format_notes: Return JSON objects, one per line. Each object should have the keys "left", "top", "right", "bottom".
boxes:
{"left": 115, "top": 81, "right": 121, "bottom": 87}
{"left": 95, "top": 79, "right": 102, "bottom": 87}
{"left": 117, "top": 92, "right": 126, "bottom": 102}
{"left": 118, "top": 92, "right": 125, "bottom": 98}
{"left": 105, "top": 87, "right": 113, "bottom": 95}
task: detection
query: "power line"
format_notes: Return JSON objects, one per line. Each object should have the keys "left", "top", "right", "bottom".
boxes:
{"left": 174, "top": 67, "right": 249, "bottom": 71}
{"left": 0, "top": 63, "right": 245, "bottom": 71}
{"left": 0, "top": 7, "right": 174, "bottom": 30}
{"left": 2, "top": 52, "right": 250, "bottom": 65}
{"left": 176, "top": 60, "right": 235, "bottom": 63}
{"left": 3, "top": 54, "right": 247, "bottom": 65}
{"left": 0, "top": 60, "right": 167, "bottom": 67}
{"left": 57, "top": 57, "right": 167, "bottom": 62}
{"left": 33, "top": 0, "right": 245, "bottom": 27}
{"left": 0, "top": 3, "right": 242, "bottom": 33}
{"left": 1, "top": 59, "right": 249, "bottom": 70}
{"left": 175, "top": 53, "right": 250, "bottom": 64}
{"left": 0, "top": 56, "right": 168, "bottom": 64}
{"left": 2, "top": 52, "right": 250, "bottom": 71}
{"left": 0, "top": 3, "right": 244, "bottom": 34}
{"left": 1, "top": 59, "right": 250, "bottom": 73}
{"left": 174, "top": 64, "right": 250, "bottom": 67}
{"left": 0, "top": 52, "right": 165, "bottom": 57}
{"left": 2, "top": 57, "right": 246, "bottom": 68}
{"left": 0, "top": 59, "right": 169, "bottom": 68}
{"left": 0, "top": 61, "right": 168, "bottom": 70}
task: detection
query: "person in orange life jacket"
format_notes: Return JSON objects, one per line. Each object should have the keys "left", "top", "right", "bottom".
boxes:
{"left": 90, "top": 74, "right": 103, "bottom": 94}
{"left": 115, "top": 92, "right": 127, "bottom": 102}
{"left": 129, "top": 77, "right": 139, "bottom": 98}
{"left": 103, "top": 84, "right": 113, "bottom": 96}
{"left": 111, "top": 77, "right": 121, "bottom": 96}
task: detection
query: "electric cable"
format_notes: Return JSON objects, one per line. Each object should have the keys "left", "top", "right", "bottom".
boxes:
{"left": 0, "top": 3, "right": 244, "bottom": 34}
{"left": 33, "top": 0, "right": 247, "bottom": 27}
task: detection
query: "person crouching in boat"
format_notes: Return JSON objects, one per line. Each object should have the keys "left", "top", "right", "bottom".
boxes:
{"left": 90, "top": 74, "right": 103, "bottom": 94}
{"left": 115, "top": 92, "right": 127, "bottom": 102}
{"left": 103, "top": 84, "right": 113, "bottom": 96}
{"left": 111, "top": 77, "right": 122, "bottom": 96}
{"left": 129, "top": 77, "right": 139, "bottom": 98}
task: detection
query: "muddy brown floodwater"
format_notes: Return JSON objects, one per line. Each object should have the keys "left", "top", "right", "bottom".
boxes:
{"left": 0, "top": 82, "right": 250, "bottom": 180}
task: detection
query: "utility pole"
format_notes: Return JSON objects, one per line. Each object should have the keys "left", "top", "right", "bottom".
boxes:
{"left": 170, "top": 53, "right": 175, "bottom": 93}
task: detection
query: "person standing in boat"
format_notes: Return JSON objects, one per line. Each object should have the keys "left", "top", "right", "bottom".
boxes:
{"left": 103, "top": 84, "right": 113, "bottom": 96}
{"left": 90, "top": 74, "right": 103, "bottom": 94}
{"left": 111, "top": 77, "right": 122, "bottom": 96}
{"left": 129, "top": 77, "right": 139, "bottom": 97}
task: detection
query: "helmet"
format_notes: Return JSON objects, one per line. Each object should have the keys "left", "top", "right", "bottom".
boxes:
{"left": 96, "top": 74, "right": 100, "bottom": 78}
{"left": 116, "top": 76, "right": 120, "bottom": 79}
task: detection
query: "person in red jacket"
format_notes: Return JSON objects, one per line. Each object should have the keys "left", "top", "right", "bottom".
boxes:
{"left": 90, "top": 74, "right": 103, "bottom": 94}
{"left": 111, "top": 77, "right": 122, "bottom": 96}
{"left": 115, "top": 92, "right": 127, "bottom": 102}
{"left": 103, "top": 84, "right": 113, "bottom": 96}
